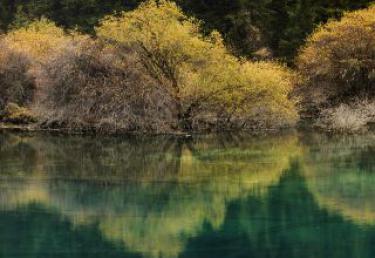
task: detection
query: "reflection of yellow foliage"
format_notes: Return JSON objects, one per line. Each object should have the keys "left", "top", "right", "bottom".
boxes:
{"left": 0, "top": 133, "right": 301, "bottom": 258}
{"left": 0, "top": 181, "right": 50, "bottom": 209}
{"left": 303, "top": 133, "right": 375, "bottom": 225}
{"left": 313, "top": 193, "right": 375, "bottom": 225}
{"left": 305, "top": 170, "right": 375, "bottom": 225}
{"left": 84, "top": 136, "right": 300, "bottom": 258}
{"left": 99, "top": 200, "right": 225, "bottom": 258}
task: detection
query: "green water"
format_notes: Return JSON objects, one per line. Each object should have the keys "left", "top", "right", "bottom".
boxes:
{"left": 0, "top": 132, "right": 374, "bottom": 258}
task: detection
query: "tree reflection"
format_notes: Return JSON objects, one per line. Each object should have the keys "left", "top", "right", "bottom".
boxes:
{"left": 302, "top": 133, "right": 375, "bottom": 225}
{"left": 0, "top": 132, "right": 301, "bottom": 257}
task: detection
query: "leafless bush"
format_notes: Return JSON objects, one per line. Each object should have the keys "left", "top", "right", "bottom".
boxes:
{"left": 39, "top": 39, "right": 177, "bottom": 133}
{"left": 0, "top": 42, "right": 35, "bottom": 112}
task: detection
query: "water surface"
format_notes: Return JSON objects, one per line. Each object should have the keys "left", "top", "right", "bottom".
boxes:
{"left": 0, "top": 132, "right": 374, "bottom": 258}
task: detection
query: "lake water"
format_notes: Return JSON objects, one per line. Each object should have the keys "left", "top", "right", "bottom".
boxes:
{"left": 0, "top": 132, "right": 374, "bottom": 258}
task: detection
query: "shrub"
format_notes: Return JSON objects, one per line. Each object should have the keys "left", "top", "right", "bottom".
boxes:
{"left": 0, "top": 103, "right": 36, "bottom": 124}
{"left": 297, "top": 5, "right": 375, "bottom": 103}
{"left": 41, "top": 38, "right": 177, "bottom": 132}
{"left": 316, "top": 100, "right": 375, "bottom": 132}
{"left": 0, "top": 42, "right": 35, "bottom": 112}
{"left": 187, "top": 60, "right": 299, "bottom": 130}
{"left": 96, "top": 0, "right": 298, "bottom": 130}
{"left": 1, "top": 19, "right": 75, "bottom": 126}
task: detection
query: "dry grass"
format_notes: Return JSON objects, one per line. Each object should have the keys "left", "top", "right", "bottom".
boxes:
{"left": 316, "top": 100, "right": 375, "bottom": 132}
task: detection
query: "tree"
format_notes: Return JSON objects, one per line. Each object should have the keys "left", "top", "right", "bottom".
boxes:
{"left": 97, "top": 0, "right": 298, "bottom": 130}
{"left": 0, "top": 0, "right": 373, "bottom": 62}
{"left": 297, "top": 5, "right": 375, "bottom": 102}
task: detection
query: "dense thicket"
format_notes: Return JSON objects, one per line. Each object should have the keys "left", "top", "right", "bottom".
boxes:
{"left": 0, "top": 0, "right": 373, "bottom": 62}
{"left": 0, "top": 41, "right": 35, "bottom": 110}
{"left": 297, "top": 5, "right": 375, "bottom": 101}
{"left": 97, "top": 0, "right": 298, "bottom": 130}
{"left": 1, "top": 1, "right": 373, "bottom": 133}
{"left": 0, "top": 2, "right": 298, "bottom": 132}
{"left": 43, "top": 40, "right": 177, "bottom": 132}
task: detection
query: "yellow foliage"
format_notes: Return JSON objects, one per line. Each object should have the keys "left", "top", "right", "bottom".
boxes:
{"left": 303, "top": 133, "right": 375, "bottom": 225}
{"left": 1, "top": 103, "right": 36, "bottom": 124}
{"left": 297, "top": 5, "right": 375, "bottom": 99}
{"left": 96, "top": 0, "right": 221, "bottom": 89}
{"left": 2, "top": 18, "right": 80, "bottom": 63}
{"left": 188, "top": 60, "right": 299, "bottom": 127}
{"left": 97, "top": 0, "right": 298, "bottom": 129}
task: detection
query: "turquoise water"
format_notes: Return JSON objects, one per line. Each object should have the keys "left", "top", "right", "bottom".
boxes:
{"left": 0, "top": 132, "right": 374, "bottom": 258}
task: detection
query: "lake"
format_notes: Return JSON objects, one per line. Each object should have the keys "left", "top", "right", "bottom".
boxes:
{"left": 0, "top": 132, "right": 374, "bottom": 258}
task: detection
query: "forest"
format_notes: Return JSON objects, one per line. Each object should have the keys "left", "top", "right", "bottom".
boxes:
{"left": 0, "top": 0, "right": 372, "bottom": 62}
{"left": 0, "top": 0, "right": 374, "bottom": 133}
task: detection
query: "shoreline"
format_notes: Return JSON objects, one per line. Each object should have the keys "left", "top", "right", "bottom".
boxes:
{"left": 1, "top": 122, "right": 373, "bottom": 136}
{"left": 0, "top": 122, "right": 292, "bottom": 137}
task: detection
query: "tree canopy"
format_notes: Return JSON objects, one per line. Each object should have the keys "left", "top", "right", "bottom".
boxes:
{"left": 0, "top": 0, "right": 373, "bottom": 62}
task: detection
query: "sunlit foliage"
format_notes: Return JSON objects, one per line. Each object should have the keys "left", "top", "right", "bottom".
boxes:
{"left": 97, "top": 0, "right": 298, "bottom": 130}
{"left": 2, "top": 18, "right": 72, "bottom": 63}
{"left": 297, "top": 5, "right": 375, "bottom": 102}
{"left": 1, "top": 0, "right": 372, "bottom": 63}
{"left": 0, "top": 3, "right": 298, "bottom": 132}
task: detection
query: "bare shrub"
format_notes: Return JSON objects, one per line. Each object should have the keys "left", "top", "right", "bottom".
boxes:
{"left": 40, "top": 39, "right": 177, "bottom": 133}
{"left": 0, "top": 42, "right": 35, "bottom": 114}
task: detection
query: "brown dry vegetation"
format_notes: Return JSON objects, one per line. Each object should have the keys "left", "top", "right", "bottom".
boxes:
{"left": 0, "top": 41, "right": 36, "bottom": 124}
{"left": 0, "top": 42, "right": 35, "bottom": 111}
{"left": 41, "top": 39, "right": 177, "bottom": 132}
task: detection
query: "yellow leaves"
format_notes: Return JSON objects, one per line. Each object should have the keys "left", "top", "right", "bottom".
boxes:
{"left": 297, "top": 5, "right": 375, "bottom": 100}
{"left": 0, "top": 0, "right": 299, "bottom": 130}
{"left": 3, "top": 19, "right": 66, "bottom": 63}
{"left": 97, "top": 0, "right": 224, "bottom": 94}
{"left": 95, "top": 0, "right": 298, "bottom": 128}
{"left": 97, "top": 0, "right": 193, "bottom": 46}
{"left": 2, "top": 18, "right": 88, "bottom": 65}
{"left": 231, "top": 61, "right": 298, "bottom": 119}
